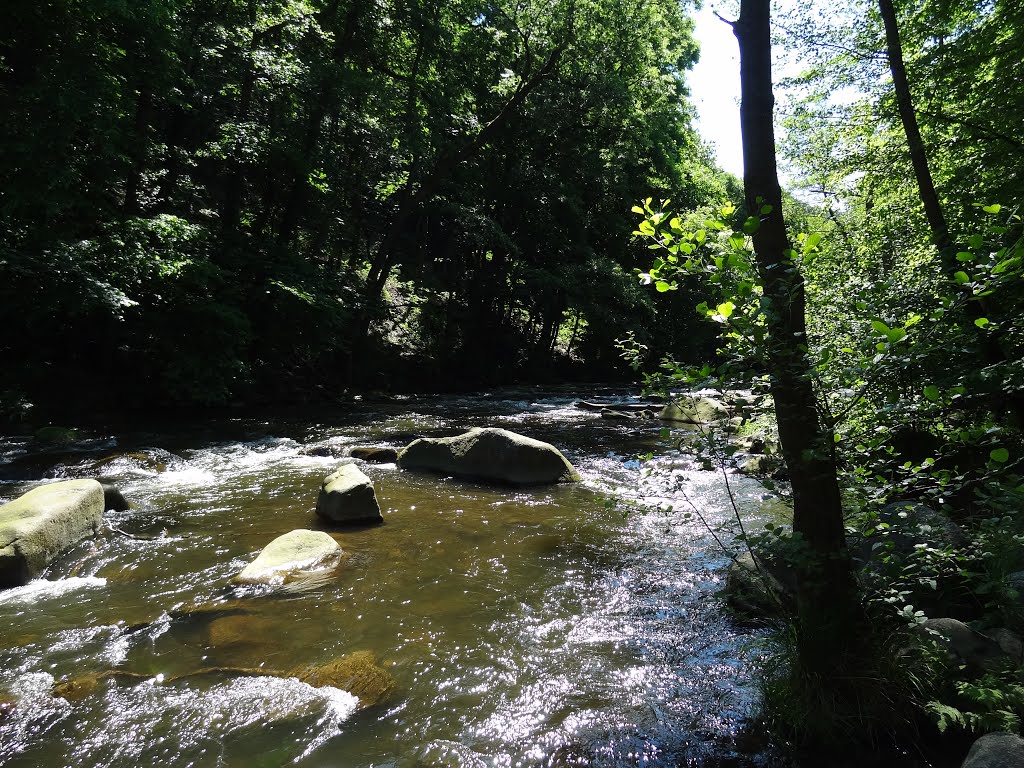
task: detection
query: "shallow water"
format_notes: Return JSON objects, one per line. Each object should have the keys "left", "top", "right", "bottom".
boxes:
{"left": 0, "top": 391, "right": 784, "bottom": 767}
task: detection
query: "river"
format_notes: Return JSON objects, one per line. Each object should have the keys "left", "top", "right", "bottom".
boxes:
{"left": 0, "top": 389, "right": 783, "bottom": 767}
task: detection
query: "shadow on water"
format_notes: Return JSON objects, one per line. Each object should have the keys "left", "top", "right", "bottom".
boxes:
{"left": 0, "top": 389, "right": 785, "bottom": 767}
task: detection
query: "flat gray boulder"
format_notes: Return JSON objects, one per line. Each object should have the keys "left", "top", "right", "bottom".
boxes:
{"left": 962, "top": 732, "right": 1024, "bottom": 768}
{"left": 397, "top": 427, "right": 579, "bottom": 485}
{"left": 0, "top": 479, "right": 105, "bottom": 588}
{"left": 316, "top": 464, "right": 382, "bottom": 524}
{"left": 237, "top": 529, "right": 342, "bottom": 585}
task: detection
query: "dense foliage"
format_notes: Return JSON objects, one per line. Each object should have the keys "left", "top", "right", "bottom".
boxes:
{"left": 631, "top": 0, "right": 1024, "bottom": 757}
{"left": 0, "top": 0, "right": 725, "bottom": 415}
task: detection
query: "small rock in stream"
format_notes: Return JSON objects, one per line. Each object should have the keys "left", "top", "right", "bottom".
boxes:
{"left": 236, "top": 529, "right": 343, "bottom": 585}
{"left": 316, "top": 464, "right": 383, "bottom": 524}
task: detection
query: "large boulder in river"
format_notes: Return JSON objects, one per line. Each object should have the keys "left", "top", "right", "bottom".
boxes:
{"left": 236, "top": 529, "right": 342, "bottom": 585}
{"left": 659, "top": 396, "right": 729, "bottom": 425}
{"left": 316, "top": 463, "right": 383, "bottom": 524}
{"left": 962, "top": 732, "right": 1024, "bottom": 768}
{"left": 0, "top": 479, "right": 105, "bottom": 588}
{"left": 397, "top": 427, "right": 579, "bottom": 485}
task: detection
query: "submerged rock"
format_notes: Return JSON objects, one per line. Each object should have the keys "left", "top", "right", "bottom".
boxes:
{"left": 289, "top": 650, "right": 395, "bottom": 707}
{"left": 397, "top": 427, "right": 579, "bottom": 485}
{"left": 349, "top": 446, "right": 399, "bottom": 463}
{"left": 207, "top": 614, "right": 279, "bottom": 649}
{"left": 413, "top": 740, "right": 489, "bottom": 768}
{"left": 315, "top": 464, "right": 383, "bottom": 524}
{"left": 599, "top": 410, "right": 634, "bottom": 422}
{"left": 298, "top": 441, "right": 347, "bottom": 458}
{"left": 236, "top": 529, "right": 342, "bottom": 585}
{"left": 52, "top": 672, "right": 106, "bottom": 702}
{"left": 962, "top": 731, "right": 1024, "bottom": 768}
{"left": 0, "top": 479, "right": 105, "bottom": 588}
{"left": 90, "top": 448, "right": 181, "bottom": 475}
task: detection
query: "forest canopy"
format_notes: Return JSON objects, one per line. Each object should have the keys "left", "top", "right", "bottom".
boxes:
{"left": 0, "top": 0, "right": 729, "bottom": 414}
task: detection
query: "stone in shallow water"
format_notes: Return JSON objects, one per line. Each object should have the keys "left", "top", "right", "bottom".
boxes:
{"left": 0, "top": 479, "right": 105, "bottom": 588}
{"left": 289, "top": 650, "right": 395, "bottom": 707}
{"left": 236, "top": 529, "right": 342, "bottom": 585}
{"left": 315, "top": 463, "right": 383, "bottom": 524}
{"left": 349, "top": 446, "right": 399, "bottom": 463}
{"left": 397, "top": 427, "right": 579, "bottom": 485}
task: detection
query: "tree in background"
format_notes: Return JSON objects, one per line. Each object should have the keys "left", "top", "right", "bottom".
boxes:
{"left": 0, "top": 0, "right": 724, "bottom": 415}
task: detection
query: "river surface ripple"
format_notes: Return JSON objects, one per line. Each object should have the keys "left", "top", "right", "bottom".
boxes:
{"left": 0, "top": 391, "right": 783, "bottom": 767}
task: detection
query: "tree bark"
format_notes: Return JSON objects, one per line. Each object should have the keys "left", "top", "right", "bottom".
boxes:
{"left": 734, "top": 0, "right": 858, "bottom": 677}
{"left": 877, "top": 0, "right": 949, "bottom": 250}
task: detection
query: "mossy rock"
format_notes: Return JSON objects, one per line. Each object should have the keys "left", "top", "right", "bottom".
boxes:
{"left": 33, "top": 426, "right": 79, "bottom": 445}
{"left": 397, "top": 427, "right": 579, "bottom": 486}
{"left": 0, "top": 479, "right": 105, "bottom": 588}
{"left": 289, "top": 650, "right": 395, "bottom": 707}
{"left": 236, "top": 529, "right": 343, "bottom": 585}
{"left": 53, "top": 672, "right": 104, "bottom": 702}
{"left": 659, "top": 396, "right": 729, "bottom": 425}
{"left": 316, "top": 464, "right": 383, "bottom": 524}
{"left": 207, "top": 614, "right": 279, "bottom": 648}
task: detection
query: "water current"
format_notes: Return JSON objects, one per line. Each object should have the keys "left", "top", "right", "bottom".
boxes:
{"left": 0, "top": 390, "right": 785, "bottom": 767}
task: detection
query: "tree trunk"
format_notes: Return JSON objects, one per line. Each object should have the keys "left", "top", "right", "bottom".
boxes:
{"left": 877, "top": 0, "right": 949, "bottom": 250}
{"left": 734, "top": 0, "right": 859, "bottom": 678}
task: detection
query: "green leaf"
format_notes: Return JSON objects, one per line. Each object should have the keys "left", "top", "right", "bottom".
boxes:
{"left": 983, "top": 204, "right": 1002, "bottom": 214}
{"left": 968, "top": 234, "right": 984, "bottom": 249}
{"left": 990, "top": 447, "right": 1010, "bottom": 463}
{"left": 759, "top": 204, "right": 774, "bottom": 215}
{"left": 742, "top": 216, "right": 760, "bottom": 235}
{"left": 885, "top": 328, "right": 906, "bottom": 343}
{"left": 728, "top": 233, "right": 746, "bottom": 250}
{"left": 631, "top": 205, "right": 644, "bottom": 214}
{"left": 717, "top": 301, "right": 735, "bottom": 319}
{"left": 695, "top": 229, "right": 706, "bottom": 244}
{"left": 955, "top": 251, "right": 974, "bottom": 262}
{"left": 803, "top": 232, "right": 822, "bottom": 252}
{"left": 871, "top": 319, "right": 891, "bottom": 335}
{"left": 655, "top": 281, "right": 672, "bottom": 292}
{"left": 974, "top": 317, "right": 990, "bottom": 329}
{"left": 923, "top": 385, "right": 940, "bottom": 402}
{"left": 954, "top": 271, "right": 970, "bottom": 284}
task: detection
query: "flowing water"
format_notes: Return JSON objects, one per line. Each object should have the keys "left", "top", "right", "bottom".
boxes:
{"left": 0, "top": 390, "right": 785, "bottom": 767}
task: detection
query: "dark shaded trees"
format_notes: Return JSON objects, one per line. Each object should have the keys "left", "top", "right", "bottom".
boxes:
{"left": 0, "top": 0, "right": 722, "bottom": 413}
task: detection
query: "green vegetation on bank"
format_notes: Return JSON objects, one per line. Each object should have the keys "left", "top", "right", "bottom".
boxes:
{"left": 0, "top": 0, "right": 728, "bottom": 417}
{"left": 629, "top": 0, "right": 1024, "bottom": 761}
{"left": 4, "top": 0, "right": 1024, "bottom": 764}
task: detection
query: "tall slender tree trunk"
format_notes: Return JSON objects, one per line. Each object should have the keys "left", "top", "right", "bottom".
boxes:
{"left": 878, "top": 0, "right": 1024, "bottom": 425}
{"left": 733, "top": 0, "right": 859, "bottom": 678}
{"left": 877, "top": 0, "right": 949, "bottom": 250}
